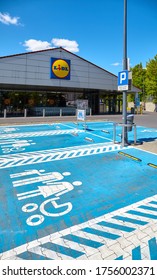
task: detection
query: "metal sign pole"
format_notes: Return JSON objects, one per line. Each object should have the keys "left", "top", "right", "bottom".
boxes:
{"left": 122, "top": 0, "right": 128, "bottom": 146}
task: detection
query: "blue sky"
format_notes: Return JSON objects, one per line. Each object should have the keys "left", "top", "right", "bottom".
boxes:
{"left": 0, "top": 0, "right": 157, "bottom": 75}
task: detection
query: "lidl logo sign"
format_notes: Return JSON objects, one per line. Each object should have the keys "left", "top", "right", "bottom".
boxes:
{"left": 50, "top": 58, "right": 70, "bottom": 80}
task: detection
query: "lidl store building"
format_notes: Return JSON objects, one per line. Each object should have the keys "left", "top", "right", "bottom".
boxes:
{"left": 0, "top": 47, "right": 138, "bottom": 118}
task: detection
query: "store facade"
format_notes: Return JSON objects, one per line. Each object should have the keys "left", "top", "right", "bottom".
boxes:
{"left": 0, "top": 47, "right": 137, "bottom": 118}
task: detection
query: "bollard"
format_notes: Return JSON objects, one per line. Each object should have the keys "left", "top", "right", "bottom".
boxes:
{"left": 90, "top": 108, "right": 92, "bottom": 116}
{"left": 4, "top": 109, "right": 7, "bottom": 118}
{"left": 24, "top": 109, "right": 27, "bottom": 118}
{"left": 43, "top": 108, "right": 45, "bottom": 117}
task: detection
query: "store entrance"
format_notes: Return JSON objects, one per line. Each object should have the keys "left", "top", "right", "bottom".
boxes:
{"left": 0, "top": 89, "right": 122, "bottom": 117}
{"left": 99, "top": 95, "right": 122, "bottom": 114}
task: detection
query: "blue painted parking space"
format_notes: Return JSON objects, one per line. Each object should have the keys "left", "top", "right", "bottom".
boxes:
{"left": 0, "top": 121, "right": 157, "bottom": 259}
{"left": 0, "top": 122, "right": 113, "bottom": 155}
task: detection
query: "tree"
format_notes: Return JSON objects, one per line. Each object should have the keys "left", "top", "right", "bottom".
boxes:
{"left": 130, "top": 63, "right": 146, "bottom": 101}
{"left": 145, "top": 55, "right": 157, "bottom": 103}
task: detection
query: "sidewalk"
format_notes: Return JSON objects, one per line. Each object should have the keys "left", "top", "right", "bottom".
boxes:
{"left": 137, "top": 141, "right": 157, "bottom": 154}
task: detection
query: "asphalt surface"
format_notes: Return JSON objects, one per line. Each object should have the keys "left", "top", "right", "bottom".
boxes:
{"left": 0, "top": 111, "right": 156, "bottom": 154}
{"left": 0, "top": 116, "right": 157, "bottom": 260}
{"left": 0, "top": 114, "right": 157, "bottom": 260}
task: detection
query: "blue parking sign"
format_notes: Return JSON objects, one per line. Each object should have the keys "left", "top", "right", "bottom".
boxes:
{"left": 118, "top": 70, "right": 129, "bottom": 91}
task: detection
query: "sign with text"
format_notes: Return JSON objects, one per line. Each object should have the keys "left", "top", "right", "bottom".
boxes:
{"left": 50, "top": 58, "right": 70, "bottom": 80}
{"left": 118, "top": 70, "right": 129, "bottom": 91}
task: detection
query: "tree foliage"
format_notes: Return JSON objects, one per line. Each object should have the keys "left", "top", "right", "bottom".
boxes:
{"left": 145, "top": 55, "right": 157, "bottom": 103}
{"left": 130, "top": 63, "right": 146, "bottom": 101}
{"left": 131, "top": 55, "right": 157, "bottom": 103}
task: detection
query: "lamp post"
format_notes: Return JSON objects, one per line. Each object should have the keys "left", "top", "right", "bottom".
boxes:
{"left": 122, "top": 0, "right": 128, "bottom": 145}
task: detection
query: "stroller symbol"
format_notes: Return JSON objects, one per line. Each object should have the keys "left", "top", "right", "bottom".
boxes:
{"left": 21, "top": 180, "right": 82, "bottom": 226}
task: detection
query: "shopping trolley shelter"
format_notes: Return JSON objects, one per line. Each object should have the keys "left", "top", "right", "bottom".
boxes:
{"left": 0, "top": 121, "right": 157, "bottom": 260}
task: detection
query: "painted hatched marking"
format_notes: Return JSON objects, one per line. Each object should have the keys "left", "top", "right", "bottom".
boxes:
{"left": 115, "top": 256, "right": 123, "bottom": 260}
{"left": 117, "top": 237, "right": 157, "bottom": 260}
{"left": 112, "top": 215, "right": 148, "bottom": 226}
{"left": 63, "top": 234, "right": 104, "bottom": 248}
{"left": 132, "top": 246, "right": 141, "bottom": 260}
{"left": 40, "top": 242, "right": 84, "bottom": 258}
{"left": 0, "top": 129, "right": 84, "bottom": 139}
{"left": 51, "top": 236, "right": 99, "bottom": 256}
{"left": 68, "top": 230, "right": 108, "bottom": 245}
{"left": 98, "top": 221, "right": 135, "bottom": 232}
{"left": 3, "top": 194, "right": 157, "bottom": 260}
{"left": 17, "top": 251, "right": 51, "bottom": 260}
{"left": 127, "top": 210, "right": 157, "bottom": 219}
{"left": 148, "top": 237, "right": 157, "bottom": 260}
{"left": 138, "top": 205, "right": 157, "bottom": 212}
{"left": 29, "top": 246, "right": 72, "bottom": 260}
{"left": 150, "top": 201, "right": 157, "bottom": 205}
{"left": 0, "top": 143, "right": 122, "bottom": 169}
{"left": 81, "top": 227, "right": 120, "bottom": 240}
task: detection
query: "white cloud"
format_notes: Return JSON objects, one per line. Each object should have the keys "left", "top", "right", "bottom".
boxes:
{"left": 111, "top": 62, "right": 121, "bottom": 66}
{"left": 0, "top": 12, "right": 20, "bottom": 25}
{"left": 22, "top": 38, "right": 79, "bottom": 53}
{"left": 23, "top": 39, "right": 51, "bottom": 51}
{"left": 52, "top": 38, "right": 79, "bottom": 52}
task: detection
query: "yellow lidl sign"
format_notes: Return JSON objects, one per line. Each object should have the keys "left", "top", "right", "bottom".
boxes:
{"left": 50, "top": 58, "right": 70, "bottom": 79}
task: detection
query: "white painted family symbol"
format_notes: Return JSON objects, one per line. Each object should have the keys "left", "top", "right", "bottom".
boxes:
{"left": 10, "top": 169, "right": 82, "bottom": 226}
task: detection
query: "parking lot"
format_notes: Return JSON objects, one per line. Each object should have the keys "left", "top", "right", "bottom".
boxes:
{"left": 0, "top": 119, "right": 157, "bottom": 260}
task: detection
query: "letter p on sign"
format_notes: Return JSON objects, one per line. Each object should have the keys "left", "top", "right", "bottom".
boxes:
{"left": 120, "top": 72, "right": 126, "bottom": 84}
{"left": 118, "top": 70, "right": 128, "bottom": 91}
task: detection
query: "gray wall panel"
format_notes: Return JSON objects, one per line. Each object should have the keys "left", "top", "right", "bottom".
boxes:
{"left": 0, "top": 48, "right": 118, "bottom": 91}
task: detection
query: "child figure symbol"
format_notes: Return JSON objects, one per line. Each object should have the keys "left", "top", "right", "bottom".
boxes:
{"left": 11, "top": 169, "right": 82, "bottom": 227}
